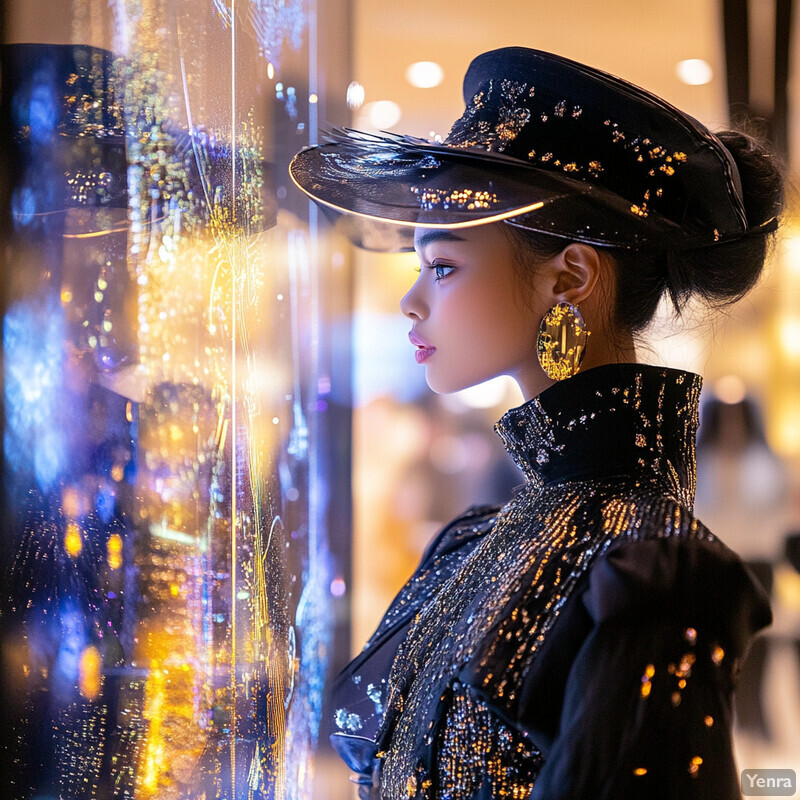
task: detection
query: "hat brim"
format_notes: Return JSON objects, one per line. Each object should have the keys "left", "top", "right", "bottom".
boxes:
{"left": 289, "top": 129, "right": 691, "bottom": 252}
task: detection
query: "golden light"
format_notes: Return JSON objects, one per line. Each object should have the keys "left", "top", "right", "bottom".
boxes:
{"left": 779, "top": 317, "right": 800, "bottom": 359}
{"left": 169, "top": 423, "right": 184, "bottom": 442}
{"left": 64, "top": 521, "right": 83, "bottom": 558}
{"left": 107, "top": 533, "right": 123, "bottom": 570}
{"left": 771, "top": 406, "right": 800, "bottom": 454}
{"left": 782, "top": 232, "right": 800, "bottom": 275}
{"left": 62, "top": 486, "right": 84, "bottom": 517}
{"left": 140, "top": 666, "right": 167, "bottom": 795}
{"left": 775, "top": 563, "right": 800, "bottom": 611}
{"left": 78, "top": 645, "right": 102, "bottom": 700}
{"left": 765, "top": 229, "right": 800, "bottom": 456}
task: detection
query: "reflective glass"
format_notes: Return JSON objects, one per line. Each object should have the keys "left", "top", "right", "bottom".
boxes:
{"left": 1, "top": 3, "right": 341, "bottom": 798}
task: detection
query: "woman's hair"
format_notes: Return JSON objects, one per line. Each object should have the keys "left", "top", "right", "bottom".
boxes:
{"left": 505, "top": 129, "right": 784, "bottom": 335}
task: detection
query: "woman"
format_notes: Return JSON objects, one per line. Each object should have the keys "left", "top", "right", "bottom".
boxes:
{"left": 290, "top": 47, "right": 780, "bottom": 799}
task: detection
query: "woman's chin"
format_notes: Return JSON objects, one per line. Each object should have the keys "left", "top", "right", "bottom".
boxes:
{"left": 425, "top": 373, "right": 462, "bottom": 396}
{"left": 425, "top": 372, "right": 489, "bottom": 397}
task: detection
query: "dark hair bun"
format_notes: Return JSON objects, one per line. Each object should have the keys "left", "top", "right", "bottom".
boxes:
{"left": 504, "top": 130, "right": 784, "bottom": 335}
{"left": 611, "top": 129, "right": 784, "bottom": 333}
{"left": 716, "top": 130, "right": 784, "bottom": 232}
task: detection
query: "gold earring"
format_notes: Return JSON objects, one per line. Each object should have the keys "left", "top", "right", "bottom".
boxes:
{"left": 537, "top": 302, "right": 590, "bottom": 381}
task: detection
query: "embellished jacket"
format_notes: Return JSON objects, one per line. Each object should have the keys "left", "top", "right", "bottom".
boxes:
{"left": 331, "top": 363, "right": 772, "bottom": 799}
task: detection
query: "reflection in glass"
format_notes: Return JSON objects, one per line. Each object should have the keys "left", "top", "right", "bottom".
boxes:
{"left": 2, "top": 3, "right": 335, "bottom": 798}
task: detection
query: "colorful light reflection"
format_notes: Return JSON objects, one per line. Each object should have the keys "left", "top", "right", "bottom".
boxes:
{"left": 2, "top": 3, "right": 332, "bottom": 798}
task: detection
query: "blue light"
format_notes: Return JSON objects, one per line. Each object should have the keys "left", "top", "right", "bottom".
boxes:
{"left": 28, "top": 79, "right": 59, "bottom": 144}
{"left": 11, "top": 186, "right": 37, "bottom": 227}
{"left": 4, "top": 291, "right": 66, "bottom": 490}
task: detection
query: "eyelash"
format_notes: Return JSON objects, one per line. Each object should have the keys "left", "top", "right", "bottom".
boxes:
{"left": 416, "top": 261, "right": 455, "bottom": 282}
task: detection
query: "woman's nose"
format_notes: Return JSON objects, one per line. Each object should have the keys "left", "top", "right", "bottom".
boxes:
{"left": 400, "top": 276, "right": 428, "bottom": 320}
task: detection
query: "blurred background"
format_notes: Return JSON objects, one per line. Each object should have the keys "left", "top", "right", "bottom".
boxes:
{"left": 2, "top": 1, "right": 800, "bottom": 798}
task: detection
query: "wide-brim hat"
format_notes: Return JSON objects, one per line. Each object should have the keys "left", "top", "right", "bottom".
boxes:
{"left": 290, "top": 47, "right": 774, "bottom": 252}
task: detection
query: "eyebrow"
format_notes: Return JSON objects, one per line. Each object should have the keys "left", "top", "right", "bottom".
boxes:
{"left": 414, "top": 230, "right": 467, "bottom": 251}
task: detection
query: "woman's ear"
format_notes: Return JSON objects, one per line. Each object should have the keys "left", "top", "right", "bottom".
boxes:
{"left": 549, "top": 243, "right": 603, "bottom": 305}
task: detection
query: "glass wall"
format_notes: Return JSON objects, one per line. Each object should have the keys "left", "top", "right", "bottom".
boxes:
{"left": 0, "top": 2, "right": 352, "bottom": 798}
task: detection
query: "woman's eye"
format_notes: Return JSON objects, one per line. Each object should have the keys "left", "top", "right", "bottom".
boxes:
{"left": 432, "top": 263, "right": 455, "bottom": 281}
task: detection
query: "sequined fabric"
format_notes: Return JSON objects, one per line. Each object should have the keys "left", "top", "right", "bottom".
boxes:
{"left": 331, "top": 506, "right": 498, "bottom": 743}
{"left": 365, "top": 506, "right": 499, "bottom": 649}
{"left": 332, "top": 363, "right": 771, "bottom": 799}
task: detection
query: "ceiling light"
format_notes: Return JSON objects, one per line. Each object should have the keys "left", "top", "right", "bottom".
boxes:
{"left": 365, "top": 100, "right": 402, "bottom": 130}
{"left": 714, "top": 374, "right": 747, "bottom": 404}
{"left": 346, "top": 81, "right": 365, "bottom": 110}
{"left": 676, "top": 59, "right": 713, "bottom": 86}
{"left": 406, "top": 61, "right": 444, "bottom": 89}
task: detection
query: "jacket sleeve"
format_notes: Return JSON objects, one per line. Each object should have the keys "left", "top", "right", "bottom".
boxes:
{"left": 530, "top": 536, "right": 772, "bottom": 800}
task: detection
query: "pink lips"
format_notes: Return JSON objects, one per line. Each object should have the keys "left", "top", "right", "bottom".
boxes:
{"left": 409, "top": 330, "right": 436, "bottom": 364}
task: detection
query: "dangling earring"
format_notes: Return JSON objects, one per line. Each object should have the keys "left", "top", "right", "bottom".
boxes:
{"left": 537, "top": 302, "right": 590, "bottom": 381}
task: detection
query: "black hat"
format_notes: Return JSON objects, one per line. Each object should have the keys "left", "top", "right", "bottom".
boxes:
{"left": 1, "top": 43, "right": 128, "bottom": 210}
{"left": 0, "top": 43, "right": 278, "bottom": 233}
{"left": 290, "top": 47, "right": 777, "bottom": 251}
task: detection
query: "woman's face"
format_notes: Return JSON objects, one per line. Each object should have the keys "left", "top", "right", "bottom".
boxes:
{"left": 401, "top": 222, "right": 552, "bottom": 399}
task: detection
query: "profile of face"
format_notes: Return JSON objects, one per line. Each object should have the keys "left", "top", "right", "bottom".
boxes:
{"left": 401, "top": 221, "right": 626, "bottom": 400}
{"left": 401, "top": 222, "right": 553, "bottom": 399}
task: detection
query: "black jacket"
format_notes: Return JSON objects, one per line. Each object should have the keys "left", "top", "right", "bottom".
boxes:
{"left": 331, "top": 364, "right": 772, "bottom": 799}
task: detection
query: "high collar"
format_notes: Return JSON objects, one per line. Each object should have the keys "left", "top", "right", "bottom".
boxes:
{"left": 495, "top": 363, "right": 702, "bottom": 507}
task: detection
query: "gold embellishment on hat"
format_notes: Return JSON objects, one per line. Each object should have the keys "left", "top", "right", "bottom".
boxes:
{"left": 588, "top": 160, "right": 603, "bottom": 176}
{"left": 410, "top": 186, "right": 499, "bottom": 211}
{"left": 289, "top": 163, "right": 547, "bottom": 228}
{"left": 497, "top": 107, "right": 532, "bottom": 143}
{"left": 448, "top": 79, "right": 533, "bottom": 153}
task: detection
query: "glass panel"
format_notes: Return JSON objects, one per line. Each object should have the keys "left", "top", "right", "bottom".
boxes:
{"left": 1, "top": 3, "right": 344, "bottom": 798}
